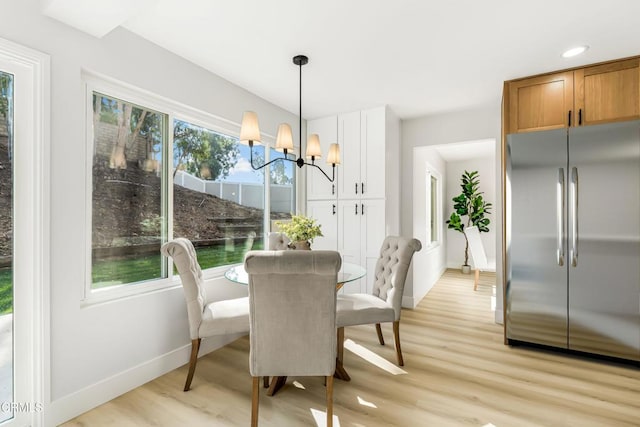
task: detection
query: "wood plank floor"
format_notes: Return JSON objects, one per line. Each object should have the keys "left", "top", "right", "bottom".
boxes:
{"left": 63, "top": 270, "right": 640, "bottom": 426}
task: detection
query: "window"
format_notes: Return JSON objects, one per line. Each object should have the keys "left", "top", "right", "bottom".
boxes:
{"left": 426, "top": 166, "right": 441, "bottom": 247}
{"left": 87, "top": 78, "right": 294, "bottom": 296}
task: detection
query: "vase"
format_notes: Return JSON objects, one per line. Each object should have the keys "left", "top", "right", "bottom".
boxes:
{"left": 461, "top": 265, "right": 471, "bottom": 274}
{"left": 289, "top": 240, "right": 311, "bottom": 250}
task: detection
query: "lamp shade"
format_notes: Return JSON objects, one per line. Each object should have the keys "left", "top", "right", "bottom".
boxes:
{"left": 326, "top": 143, "right": 341, "bottom": 165}
{"left": 275, "top": 123, "right": 294, "bottom": 152}
{"left": 240, "top": 111, "right": 261, "bottom": 145}
{"left": 306, "top": 134, "right": 322, "bottom": 158}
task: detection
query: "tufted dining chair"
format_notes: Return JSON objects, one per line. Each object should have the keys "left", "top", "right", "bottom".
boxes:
{"left": 336, "top": 236, "right": 421, "bottom": 366}
{"left": 267, "top": 232, "right": 290, "bottom": 250}
{"left": 245, "top": 250, "right": 342, "bottom": 427}
{"left": 161, "top": 238, "right": 250, "bottom": 391}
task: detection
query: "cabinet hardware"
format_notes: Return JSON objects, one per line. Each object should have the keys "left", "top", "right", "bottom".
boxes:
{"left": 568, "top": 110, "right": 572, "bottom": 127}
{"left": 355, "top": 204, "right": 358, "bottom": 215}
{"left": 578, "top": 109, "right": 582, "bottom": 126}
{"left": 332, "top": 204, "right": 336, "bottom": 215}
{"left": 355, "top": 182, "right": 358, "bottom": 194}
{"left": 332, "top": 184, "right": 335, "bottom": 195}
{"left": 361, "top": 182, "right": 364, "bottom": 194}
{"left": 361, "top": 203, "right": 364, "bottom": 215}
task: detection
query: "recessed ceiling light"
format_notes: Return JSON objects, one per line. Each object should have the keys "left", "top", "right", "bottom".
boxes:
{"left": 562, "top": 45, "right": 589, "bottom": 58}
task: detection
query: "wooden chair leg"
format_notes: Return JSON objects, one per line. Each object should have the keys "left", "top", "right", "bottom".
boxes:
{"left": 393, "top": 321, "right": 404, "bottom": 366}
{"left": 375, "top": 323, "right": 385, "bottom": 345}
{"left": 184, "top": 338, "right": 201, "bottom": 391}
{"left": 326, "top": 375, "right": 334, "bottom": 427}
{"left": 251, "top": 376, "right": 260, "bottom": 427}
{"left": 474, "top": 268, "right": 480, "bottom": 291}
{"left": 263, "top": 376, "right": 269, "bottom": 388}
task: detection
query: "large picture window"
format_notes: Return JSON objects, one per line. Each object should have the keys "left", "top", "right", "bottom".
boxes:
{"left": 89, "top": 84, "right": 294, "bottom": 294}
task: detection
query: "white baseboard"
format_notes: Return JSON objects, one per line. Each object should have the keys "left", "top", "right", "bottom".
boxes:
{"left": 402, "top": 265, "right": 447, "bottom": 309}
{"left": 47, "top": 333, "right": 244, "bottom": 426}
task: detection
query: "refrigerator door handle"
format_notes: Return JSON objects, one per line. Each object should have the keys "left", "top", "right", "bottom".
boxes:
{"left": 570, "top": 166, "right": 579, "bottom": 267}
{"left": 557, "top": 168, "right": 565, "bottom": 266}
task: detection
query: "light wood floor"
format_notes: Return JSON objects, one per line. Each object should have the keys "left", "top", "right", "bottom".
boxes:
{"left": 63, "top": 270, "right": 640, "bottom": 426}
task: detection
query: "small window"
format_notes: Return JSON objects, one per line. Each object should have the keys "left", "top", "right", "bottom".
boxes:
{"left": 426, "top": 166, "right": 442, "bottom": 247}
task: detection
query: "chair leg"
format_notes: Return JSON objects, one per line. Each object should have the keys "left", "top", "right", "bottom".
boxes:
{"left": 263, "top": 376, "right": 269, "bottom": 388}
{"left": 184, "top": 338, "right": 201, "bottom": 391}
{"left": 474, "top": 268, "right": 480, "bottom": 291}
{"left": 251, "top": 376, "right": 260, "bottom": 427}
{"left": 326, "top": 375, "right": 334, "bottom": 427}
{"left": 393, "top": 321, "right": 404, "bottom": 366}
{"left": 375, "top": 323, "right": 385, "bottom": 345}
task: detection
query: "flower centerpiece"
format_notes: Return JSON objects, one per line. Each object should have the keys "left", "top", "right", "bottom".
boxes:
{"left": 275, "top": 214, "right": 323, "bottom": 250}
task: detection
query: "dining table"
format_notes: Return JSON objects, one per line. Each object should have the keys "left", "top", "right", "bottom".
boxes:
{"left": 224, "top": 261, "right": 366, "bottom": 396}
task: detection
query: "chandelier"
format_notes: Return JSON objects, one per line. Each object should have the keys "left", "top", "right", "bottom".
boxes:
{"left": 239, "top": 54, "right": 340, "bottom": 182}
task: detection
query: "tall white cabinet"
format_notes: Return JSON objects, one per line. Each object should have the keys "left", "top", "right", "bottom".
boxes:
{"left": 306, "top": 105, "right": 400, "bottom": 294}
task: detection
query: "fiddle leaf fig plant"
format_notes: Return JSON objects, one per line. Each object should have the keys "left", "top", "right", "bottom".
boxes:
{"left": 446, "top": 170, "right": 492, "bottom": 267}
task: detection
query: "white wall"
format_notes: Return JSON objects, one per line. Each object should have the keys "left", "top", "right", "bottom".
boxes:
{"left": 1, "top": 1, "right": 302, "bottom": 424}
{"left": 445, "top": 156, "right": 497, "bottom": 268}
{"left": 407, "top": 147, "right": 447, "bottom": 307}
{"left": 400, "top": 105, "right": 503, "bottom": 323}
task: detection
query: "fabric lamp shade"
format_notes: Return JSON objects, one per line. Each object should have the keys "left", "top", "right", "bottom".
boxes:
{"left": 306, "top": 134, "right": 322, "bottom": 158}
{"left": 275, "top": 123, "right": 294, "bottom": 152}
{"left": 240, "top": 111, "right": 261, "bottom": 145}
{"left": 326, "top": 143, "right": 341, "bottom": 165}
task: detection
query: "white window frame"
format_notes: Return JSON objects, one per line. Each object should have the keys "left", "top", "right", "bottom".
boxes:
{"left": 0, "top": 37, "right": 50, "bottom": 427}
{"left": 425, "top": 164, "right": 442, "bottom": 250}
{"left": 82, "top": 70, "right": 280, "bottom": 305}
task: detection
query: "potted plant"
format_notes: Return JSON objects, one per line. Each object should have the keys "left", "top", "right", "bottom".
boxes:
{"left": 275, "top": 214, "right": 323, "bottom": 250}
{"left": 446, "top": 170, "right": 492, "bottom": 273}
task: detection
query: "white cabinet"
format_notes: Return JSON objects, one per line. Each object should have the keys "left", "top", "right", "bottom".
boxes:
{"left": 338, "top": 199, "right": 386, "bottom": 294}
{"left": 337, "top": 107, "right": 386, "bottom": 200}
{"left": 306, "top": 115, "right": 338, "bottom": 200}
{"left": 306, "top": 105, "right": 399, "bottom": 295}
{"left": 307, "top": 200, "right": 338, "bottom": 250}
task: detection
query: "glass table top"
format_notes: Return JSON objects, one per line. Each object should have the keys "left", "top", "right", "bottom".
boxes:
{"left": 225, "top": 261, "right": 366, "bottom": 285}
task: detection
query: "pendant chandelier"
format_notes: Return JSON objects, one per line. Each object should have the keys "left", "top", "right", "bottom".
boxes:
{"left": 239, "top": 54, "right": 340, "bottom": 182}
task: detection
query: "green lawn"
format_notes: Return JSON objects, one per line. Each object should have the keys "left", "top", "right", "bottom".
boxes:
{"left": 0, "top": 241, "right": 264, "bottom": 312}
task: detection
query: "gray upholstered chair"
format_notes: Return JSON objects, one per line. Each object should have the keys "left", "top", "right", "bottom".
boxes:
{"left": 267, "top": 231, "right": 290, "bottom": 250}
{"left": 245, "top": 250, "right": 342, "bottom": 427}
{"left": 336, "top": 236, "right": 421, "bottom": 366}
{"left": 161, "top": 238, "right": 250, "bottom": 391}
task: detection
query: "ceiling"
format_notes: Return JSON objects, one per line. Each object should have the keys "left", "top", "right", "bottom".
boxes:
{"left": 44, "top": 0, "right": 640, "bottom": 120}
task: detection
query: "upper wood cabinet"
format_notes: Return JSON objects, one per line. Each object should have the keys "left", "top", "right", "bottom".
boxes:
{"left": 575, "top": 58, "right": 640, "bottom": 126}
{"left": 505, "top": 56, "right": 640, "bottom": 134}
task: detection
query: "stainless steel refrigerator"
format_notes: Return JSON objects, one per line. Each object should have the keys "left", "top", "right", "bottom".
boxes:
{"left": 506, "top": 120, "right": 640, "bottom": 362}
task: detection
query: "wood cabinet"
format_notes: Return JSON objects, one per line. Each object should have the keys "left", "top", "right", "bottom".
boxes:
{"left": 575, "top": 58, "right": 640, "bottom": 126}
{"left": 506, "top": 56, "right": 640, "bottom": 134}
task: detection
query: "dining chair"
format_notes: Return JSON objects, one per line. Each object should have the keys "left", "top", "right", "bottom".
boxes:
{"left": 336, "top": 236, "right": 421, "bottom": 366}
{"left": 465, "top": 225, "right": 496, "bottom": 291}
{"left": 161, "top": 238, "right": 250, "bottom": 391}
{"left": 245, "top": 250, "right": 342, "bottom": 427}
{"left": 267, "top": 231, "right": 290, "bottom": 250}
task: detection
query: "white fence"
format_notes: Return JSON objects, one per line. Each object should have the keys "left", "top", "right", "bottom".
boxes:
{"left": 174, "top": 170, "right": 294, "bottom": 213}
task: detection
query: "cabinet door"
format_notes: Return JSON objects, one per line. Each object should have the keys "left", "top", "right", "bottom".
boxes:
{"left": 337, "top": 200, "right": 362, "bottom": 293}
{"left": 337, "top": 111, "right": 361, "bottom": 199}
{"left": 575, "top": 58, "right": 640, "bottom": 126}
{"left": 307, "top": 200, "right": 338, "bottom": 250}
{"left": 360, "top": 107, "right": 386, "bottom": 199}
{"left": 361, "top": 199, "right": 386, "bottom": 294}
{"left": 508, "top": 71, "right": 574, "bottom": 133}
{"left": 307, "top": 116, "right": 338, "bottom": 200}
